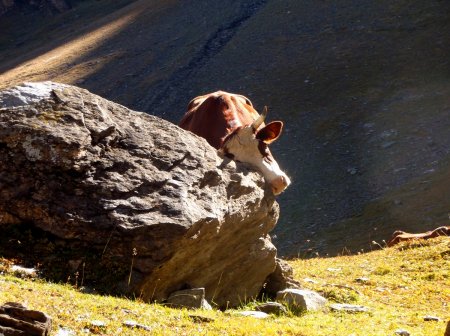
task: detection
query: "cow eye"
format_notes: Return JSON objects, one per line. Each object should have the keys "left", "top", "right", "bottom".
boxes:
{"left": 258, "top": 141, "right": 270, "bottom": 157}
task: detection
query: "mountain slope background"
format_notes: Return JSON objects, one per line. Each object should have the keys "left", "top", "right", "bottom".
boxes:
{"left": 1, "top": 0, "right": 449, "bottom": 256}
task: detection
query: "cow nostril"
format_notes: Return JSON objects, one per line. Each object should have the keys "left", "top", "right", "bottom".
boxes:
{"left": 278, "top": 175, "right": 288, "bottom": 187}
{"left": 271, "top": 175, "right": 290, "bottom": 195}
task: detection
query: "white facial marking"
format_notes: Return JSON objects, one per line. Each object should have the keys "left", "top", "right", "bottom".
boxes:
{"left": 223, "top": 126, "right": 290, "bottom": 194}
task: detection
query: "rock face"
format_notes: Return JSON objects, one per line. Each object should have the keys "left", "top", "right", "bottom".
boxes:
{"left": 0, "top": 302, "right": 52, "bottom": 336}
{"left": 0, "top": 0, "right": 71, "bottom": 16}
{"left": 0, "top": 0, "right": 15, "bottom": 15}
{"left": 0, "top": 82, "right": 280, "bottom": 308}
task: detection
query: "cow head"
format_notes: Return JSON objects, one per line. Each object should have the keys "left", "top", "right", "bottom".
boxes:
{"left": 221, "top": 107, "right": 291, "bottom": 195}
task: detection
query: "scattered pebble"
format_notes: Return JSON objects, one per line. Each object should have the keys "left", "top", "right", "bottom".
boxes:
{"left": 55, "top": 327, "right": 76, "bottom": 336}
{"left": 238, "top": 311, "right": 269, "bottom": 319}
{"left": 166, "top": 287, "right": 212, "bottom": 310}
{"left": 123, "top": 320, "right": 152, "bottom": 331}
{"left": 123, "top": 320, "right": 137, "bottom": 327}
{"left": 255, "top": 302, "right": 287, "bottom": 315}
{"left": 347, "top": 167, "right": 358, "bottom": 175}
{"left": 381, "top": 141, "right": 396, "bottom": 149}
{"left": 10, "top": 265, "right": 37, "bottom": 278}
{"left": 90, "top": 320, "right": 106, "bottom": 326}
{"left": 277, "top": 288, "right": 327, "bottom": 312}
{"left": 188, "top": 315, "right": 215, "bottom": 323}
{"left": 329, "top": 304, "right": 369, "bottom": 313}
{"left": 303, "top": 277, "right": 319, "bottom": 284}
{"left": 395, "top": 329, "right": 410, "bottom": 336}
{"left": 355, "top": 277, "right": 370, "bottom": 283}
{"left": 423, "top": 315, "right": 441, "bottom": 322}
{"left": 121, "top": 308, "right": 138, "bottom": 316}
{"left": 75, "top": 314, "right": 90, "bottom": 321}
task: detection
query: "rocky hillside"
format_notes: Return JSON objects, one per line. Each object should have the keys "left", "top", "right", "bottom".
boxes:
{"left": 0, "top": 0, "right": 72, "bottom": 16}
{"left": 0, "top": 0, "right": 449, "bottom": 256}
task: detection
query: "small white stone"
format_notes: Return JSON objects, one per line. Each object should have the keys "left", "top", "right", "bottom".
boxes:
{"left": 55, "top": 327, "right": 76, "bottom": 336}
{"left": 303, "top": 277, "right": 319, "bottom": 284}
{"left": 89, "top": 320, "right": 107, "bottom": 327}
{"left": 123, "top": 320, "right": 137, "bottom": 327}
{"left": 355, "top": 277, "right": 370, "bottom": 283}
{"left": 238, "top": 311, "right": 269, "bottom": 319}
{"left": 330, "top": 304, "right": 369, "bottom": 313}
{"left": 423, "top": 315, "right": 440, "bottom": 321}
{"left": 10, "top": 265, "right": 37, "bottom": 277}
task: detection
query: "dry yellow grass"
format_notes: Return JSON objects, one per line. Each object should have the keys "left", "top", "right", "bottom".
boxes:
{"left": 0, "top": 237, "right": 448, "bottom": 335}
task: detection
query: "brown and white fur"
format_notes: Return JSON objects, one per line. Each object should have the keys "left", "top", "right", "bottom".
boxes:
{"left": 179, "top": 91, "right": 291, "bottom": 195}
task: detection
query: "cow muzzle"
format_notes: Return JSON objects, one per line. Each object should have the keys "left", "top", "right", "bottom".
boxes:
{"left": 270, "top": 174, "right": 291, "bottom": 195}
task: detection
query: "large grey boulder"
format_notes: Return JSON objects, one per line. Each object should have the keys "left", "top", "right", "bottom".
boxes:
{"left": 0, "top": 82, "right": 280, "bottom": 308}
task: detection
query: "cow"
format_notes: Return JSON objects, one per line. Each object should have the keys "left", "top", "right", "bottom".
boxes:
{"left": 387, "top": 226, "right": 450, "bottom": 246}
{"left": 179, "top": 91, "right": 291, "bottom": 195}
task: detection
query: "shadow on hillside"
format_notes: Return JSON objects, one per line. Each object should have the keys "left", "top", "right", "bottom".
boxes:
{"left": 0, "top": 0, "right": 272, "bottom": 117}
{"left": 0, "top": 222, "right": 133, "bottom": 295}
{"left": 1, "top": 0, "right": 449, "bottom": 257}
{"left": 0, "top": 0, "right": 136, "bottom": 72}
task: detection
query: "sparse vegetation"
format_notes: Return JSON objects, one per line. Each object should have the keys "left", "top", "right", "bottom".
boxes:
{"left": 1, "top": 237, "right": 448, "bottom": 335}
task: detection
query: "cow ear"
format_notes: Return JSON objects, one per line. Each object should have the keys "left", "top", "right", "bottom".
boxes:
{"left": 256, "top": 121, "right": 283, "bottom": 144}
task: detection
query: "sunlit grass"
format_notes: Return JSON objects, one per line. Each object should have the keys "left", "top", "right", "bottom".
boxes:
{"left": 0, "top": 237, "right": 448, "bottom": 335}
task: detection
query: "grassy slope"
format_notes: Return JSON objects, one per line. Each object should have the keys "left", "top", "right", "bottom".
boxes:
{"left": 0, "top": 237, "right": 448, "bottom": 336}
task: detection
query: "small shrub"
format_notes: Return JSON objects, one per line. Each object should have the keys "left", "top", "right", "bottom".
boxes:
{"left": 320, "top": 287, "right": 359, "bottom": 303}
{"left": 422, "top": 273, "right": 436, "bottom": 281}
{"left": 373, "top": 266, "right": 392, "bottom": 275}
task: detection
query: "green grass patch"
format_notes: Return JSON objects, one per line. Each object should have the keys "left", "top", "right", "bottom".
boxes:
{"left": 1, "top": 237, "right": 449, "bottom": 335}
